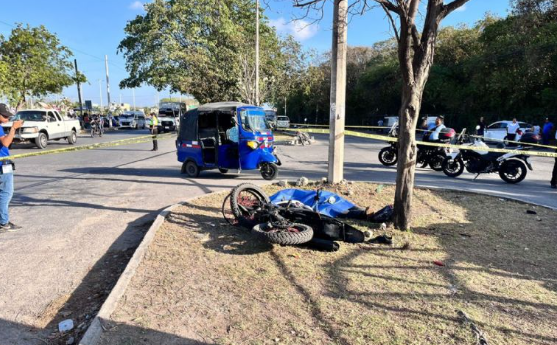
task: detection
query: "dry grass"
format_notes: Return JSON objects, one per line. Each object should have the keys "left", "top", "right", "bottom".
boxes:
{"left": 100, "top": 183, "right": 557, "bottom": 345}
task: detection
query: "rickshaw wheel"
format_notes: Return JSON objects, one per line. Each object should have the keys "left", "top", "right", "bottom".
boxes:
{"left": 260, "top": 163, "right": 278, "bottom": 180}
{"left": 219, "top": 168, "right": 229, "bottom": 174}
{"left": 183, "top": 161, "right": 200, "bottom": 177}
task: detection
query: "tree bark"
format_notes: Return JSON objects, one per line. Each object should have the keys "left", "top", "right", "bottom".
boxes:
{"left": 393, "top": 84, "right": 422, "bottom": 230}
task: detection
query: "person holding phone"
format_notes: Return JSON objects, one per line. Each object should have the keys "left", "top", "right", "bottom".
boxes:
{"left": 0, "top": 104, "right": 23, "bottom": 232}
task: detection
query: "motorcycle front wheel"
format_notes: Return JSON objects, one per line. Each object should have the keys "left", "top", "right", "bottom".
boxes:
{"left": 499, "top": 160, "right": 527, "bottom": 184}
{"left": 378, "top": 147, "right": 398, "bottom": 166}
{"left": 442, "top": 157, "right": 465, "bottom": 177}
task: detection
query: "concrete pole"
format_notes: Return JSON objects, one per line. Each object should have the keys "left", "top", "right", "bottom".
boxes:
{"left": 105, "top": 55, "right": 112, "bottom": 127}
{"left": 328, "top": 0, "right": 348, "bottom": 184}
{"left": 132, "top": 89, "right": 136, "bottom": 110}
{"left": 74, "top": 59, "right": 84, "bottom": 116}
{"left": 255, "top": 0, "right": 260, "bottom": 106}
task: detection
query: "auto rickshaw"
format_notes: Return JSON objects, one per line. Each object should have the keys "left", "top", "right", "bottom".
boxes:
{"left": 176, "top": 102, "right": 281, "bottom": 180}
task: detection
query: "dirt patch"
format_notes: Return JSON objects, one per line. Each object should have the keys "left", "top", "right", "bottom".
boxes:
{"left": 100, "top": 183, "right": 557, "bottom": 345}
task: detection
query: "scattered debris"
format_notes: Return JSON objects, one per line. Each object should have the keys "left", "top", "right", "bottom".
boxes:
{"left": 296, "top": 177, "right": 309, "bottom": 187}
{"left": 457, "top": 310, "right": 489, "bottom": 345}
{"left": 537, "top": 217, "right": 542, "bottom": 222}
{"left": 399, "top": 241, "right": 411, "bottom": 250}
{"left": 58, "top": 319, "right": 74, "bottom": 332}
{"left": 526, "top": 210, "right": 537, "bottom": 215}
{"left": 368, "top": 234, "right": 393, "bottom": 245}
{"left": 433, "top": 260, "right": 445, "bottom": 267}
{"left": 278, "top": 180, "right": 288, "bottom": 187}
{"left": 380, "top": 223, "right": 387, "bottom": 230}
{"left": 66, "top": 336, "right": 75, "bottom": 345}
{"left": 459, "top": 233, "right": 471, "bottom": 238}
{"left": 288, "top": 253, "right": 301, "bottom": 259}
{"left": 375, "top": 184, "right": 384, "bottom": 194}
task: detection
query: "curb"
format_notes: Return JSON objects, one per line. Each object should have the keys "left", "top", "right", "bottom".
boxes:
{"left": 79, "top": 191, "right": 223, "bottom": 345}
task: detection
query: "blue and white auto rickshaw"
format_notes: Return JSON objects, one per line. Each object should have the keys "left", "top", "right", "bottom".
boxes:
{"left": 176, "top": 102, "right": 281, "bottom": 180}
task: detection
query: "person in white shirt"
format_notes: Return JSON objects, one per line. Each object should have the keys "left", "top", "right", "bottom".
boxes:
{"left": 429, "top": 116, "right": 446, "bottom": 141}
{"left": 506, "top": 118, "right": 520, "bottom": 144}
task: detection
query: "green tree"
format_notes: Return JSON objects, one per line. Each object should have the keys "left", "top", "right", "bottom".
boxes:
{"left": 119, "top": 0, "right": 298, "bottom": 104}
{"left": 0, "top": 24, "right": 84, "bottom": 110}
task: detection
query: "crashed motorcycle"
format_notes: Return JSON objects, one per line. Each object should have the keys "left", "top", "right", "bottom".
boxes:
{"left": 441, "top": 133, "right": 538, "bottom": 184}
{"left": 223, "top": 183, "right": 392, "bottom": 247}
{"left": 378, "top": 123, "right": 455, "bottom": 171}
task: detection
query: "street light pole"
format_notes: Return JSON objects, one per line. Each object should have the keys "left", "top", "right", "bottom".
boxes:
{"left": 328, "top": 0, "right": 348, "bottom": 184}
{"left": 74, "top": 59, "right": 84, "bottom": 116}
{"left": 255, "top": 0, "right": 260, "bottom": 106}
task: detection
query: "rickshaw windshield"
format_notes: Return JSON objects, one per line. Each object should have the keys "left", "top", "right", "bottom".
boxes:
{"left": 240, "top": 110, "right": 268, "bottom": 131}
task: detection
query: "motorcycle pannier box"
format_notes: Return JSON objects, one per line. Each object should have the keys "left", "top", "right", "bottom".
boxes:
{"left": 519, "top": 132, "right": 540, "bottom": 145}
{"left": 438, "top": 128, "right": 455, "bottom": 142}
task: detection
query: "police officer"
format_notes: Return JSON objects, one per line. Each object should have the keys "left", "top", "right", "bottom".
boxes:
{"left": 150, "top": 112, "right": 159, "bottom": 151}
{"left": 0, "top": 104, "right": 23, "bottom": 232}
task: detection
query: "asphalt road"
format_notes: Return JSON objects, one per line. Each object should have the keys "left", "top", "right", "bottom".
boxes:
{"left": 0, "top": 129, "right": 555, "bottom": 344}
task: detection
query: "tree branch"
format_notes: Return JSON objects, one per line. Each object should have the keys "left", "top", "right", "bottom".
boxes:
{"left": 380, "top": 3, "right": 400, "bottom": 42}
{"left": 374, "top": 0, "right": 401, "bottom": 15}
{"left": 442, "top": 0, "right": 471, "bottom": 18}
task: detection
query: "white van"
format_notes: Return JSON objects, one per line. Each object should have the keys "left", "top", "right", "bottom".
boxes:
{"left": 119, "top": 111, "right": 146, "bottom": 129}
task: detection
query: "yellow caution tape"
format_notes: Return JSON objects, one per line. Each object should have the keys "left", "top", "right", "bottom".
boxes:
{"left": 285, "top": 128, "right": 557, "bottom": 158}
{"left": 0, "top": 132, "right": 177, "bottom": 161}
{"left": 290, "top": 123, "right": 557, "bottom": 149}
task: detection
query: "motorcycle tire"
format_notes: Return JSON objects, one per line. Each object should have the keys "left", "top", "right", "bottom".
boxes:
{"left": 252, "top": 223, "right": 313, "bottom": 245}
{"left": 230, "top": 183, "right": 270, "bottom": 228}
{"left": 429, "top": 153, "right": 446, "bottom": 171}
{"left": 499, "top": 160, "right": 527, "bottom": 184}
{"left": 442, "top": 157, "right": 464, "bottom": 177}
{"left": 378, "top": 147, "right": 398, "bottom": 166}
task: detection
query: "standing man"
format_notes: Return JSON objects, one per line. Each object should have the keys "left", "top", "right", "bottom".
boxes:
{"left": 506, "top": 118, "right": 520, "bottom": 145}
{"left": 429, "top": 116, "right": 446, "bottom": 141}
{"left": 150, "top": 112, "right": 159, "bottom": 151}
{"left": 542, "top": 118, "right": 554, "bottom": 145}
{"left": 477, "top": 116, "right": 486, "bottom": 136}
{"left": 0, "top": 104, "right": 23, "bottom": 232}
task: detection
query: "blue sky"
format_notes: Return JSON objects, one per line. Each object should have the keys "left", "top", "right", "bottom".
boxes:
{"left": 0, "top": 0, "right": 511, "bottom": 107}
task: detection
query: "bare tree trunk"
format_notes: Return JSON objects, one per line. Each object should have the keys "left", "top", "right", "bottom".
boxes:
{"left": 16, "top": 94, "right": 26, "bottom": 112}
{"left": 393, "top": 84, "right": 422, "bottom": 230}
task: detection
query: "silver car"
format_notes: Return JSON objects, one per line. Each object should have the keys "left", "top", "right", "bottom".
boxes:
{"left": 276, "top": 116, "right": 290, "bottom": 129}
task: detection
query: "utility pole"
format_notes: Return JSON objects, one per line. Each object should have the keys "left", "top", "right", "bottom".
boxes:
{"left": 255, "top": 0, "right": 260, "bottom": 106}
{"left": 328, "top": 0, "right": 348, "bottom": 184}
{"left": 98, "top": 79, "right": 103, "bottom": 114}
{"left": 132, "top": 89, "right": 136, "bottom": 110}
{"left": 105, "top": 55, "right": 112, "bottom": 127}
{"left": 74, "top": 59, "right": 84, "bottom": 116}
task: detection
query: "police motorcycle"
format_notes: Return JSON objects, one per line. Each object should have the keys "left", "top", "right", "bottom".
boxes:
{"left": 378, "top": 122, "right": 455, "bottom": 171}
{"left": 378, "top": 122, "right": 399, "bottom": 166}
{"left": 176, "top": 102, "right": 281, "bottom": 180}
{"left": 441, "top": 130, "right": 538, "bottom": 184}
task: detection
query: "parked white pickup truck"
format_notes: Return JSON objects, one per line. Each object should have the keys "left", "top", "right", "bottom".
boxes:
{"left": 2, "top": 109, "right": 80, "bottom": 149}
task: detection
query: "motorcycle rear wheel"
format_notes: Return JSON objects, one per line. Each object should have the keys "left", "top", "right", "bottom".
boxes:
{"left": 442, "top": 157, "right": 464, "bottom": 177}
{"left": 429, "top": 153, "right": 446, "bottom": 171}
{"left": 230, "top": 183, "right": 270, "bottom": 228}
{"left": 499, "top": 160, "right": 527, "bottom": 184}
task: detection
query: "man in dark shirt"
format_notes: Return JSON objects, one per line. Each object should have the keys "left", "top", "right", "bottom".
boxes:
{"left": 0, "top": 104, "right": 23, "bottom": 232}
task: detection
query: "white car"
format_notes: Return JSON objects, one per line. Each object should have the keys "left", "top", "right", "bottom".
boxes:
{"left": 484, "top": 120, "right": 532, "bottom": 142}
{"left": 276, "top": 116, "right": 290, "bottom": 129}
{"left": 119, "top": 111, "right": 146, "bottom": 129}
